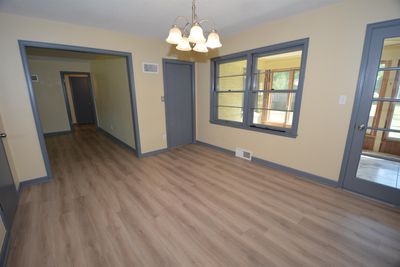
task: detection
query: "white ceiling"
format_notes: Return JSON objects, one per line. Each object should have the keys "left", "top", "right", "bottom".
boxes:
{"left": 0, "top": 0, "right": 341, "bottom": 39}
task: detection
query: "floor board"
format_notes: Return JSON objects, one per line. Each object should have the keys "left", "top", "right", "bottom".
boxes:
{"left": 7, "top": 126, "right": 400, "bottom": 266}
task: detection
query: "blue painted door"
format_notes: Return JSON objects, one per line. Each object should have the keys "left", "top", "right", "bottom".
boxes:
{"left": 0, "top": 132, "right": 18, "bottom": 230}
{"left": 70, "top": 76, "right": 95, "bottom": 124}
{"left": 164, "top": 61, "right": 194, "bottom": 148}
{"left": 344, "top": 20, "right": 400, "bottom": 205}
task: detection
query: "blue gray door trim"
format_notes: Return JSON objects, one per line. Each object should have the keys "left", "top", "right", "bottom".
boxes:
{"left": 59, "top": 71, "right": 98, "bottom": 129}
{"left": 196, "top": 140, "right": 338, "bottom": 187}
{"left": 338, "top": 18, "right": 400, "bottom": 189}
{"left": 18, "top": 40, "right": 143, "bottom": 183}
{"left": 162, "top": 59, "right": 196, "bottom": 148}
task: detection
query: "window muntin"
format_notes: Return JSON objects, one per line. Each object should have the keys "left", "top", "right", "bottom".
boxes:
{"left": 211, "top": 39, "right": 308, "bottom": 136}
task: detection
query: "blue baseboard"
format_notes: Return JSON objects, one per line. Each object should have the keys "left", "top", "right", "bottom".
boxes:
{"left": 97, "top": 127, "right": 136, "bottom": 154}
{"left": 196, "top": 140, "right": 338, "bottom": 188}
{"left": 43, "top": 130, "right": 71, "bottom": 137}
{"left": 18, "top": 176, "right": 51, "bottom": 193}
{"left": 141, "top": 148, "right": 168, "bottom": 157}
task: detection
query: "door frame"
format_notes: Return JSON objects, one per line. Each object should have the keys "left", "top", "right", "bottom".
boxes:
{"left": 18, "top": 40, "right": 143, "bottom": 181}
{"left": 162, "top": 59, "right": 196, "bottom": 148}
{"left": 60, "top": 71, "right": 98, "bottom": 128}
{"left": 338, "top": 19, "right": 400, "bottom": 201}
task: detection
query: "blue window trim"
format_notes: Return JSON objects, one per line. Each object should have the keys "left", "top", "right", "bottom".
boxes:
{"left": 210, "top": 38, "right": 309, "bottom": 138}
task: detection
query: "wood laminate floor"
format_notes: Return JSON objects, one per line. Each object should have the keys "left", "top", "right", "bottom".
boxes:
{"left": 7, "top": 126, "right": 400, "bottom": 267}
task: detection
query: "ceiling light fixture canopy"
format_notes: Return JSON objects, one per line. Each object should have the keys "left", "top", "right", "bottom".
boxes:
{"left": 166, "top": 0, "right": 222, "bottom": 53}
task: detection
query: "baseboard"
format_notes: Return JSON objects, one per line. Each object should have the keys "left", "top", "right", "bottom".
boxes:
{"left": 141, "top": 148, "right": 168, "bottom": 157}
{"left": 18, "top": 176, "right": 51, "bottom": 193}
{"left": 0, "top": 231, "right": 11, "bottom": 267}
{"left": 97, "top": 127, "right": 136, "bottom": 153}
{"left": 43, "top": 130, "right": 71, "bottom": 137}
{"left": 196, "top": 140, "right": 338, "bottom": 188}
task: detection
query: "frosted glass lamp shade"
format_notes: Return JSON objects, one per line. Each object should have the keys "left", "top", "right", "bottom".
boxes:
{"left": 193, "top": 42, "right": 208, "bottom": 53}
{"left": 176, "top": 37, "right": 192, "bottom": 51}
{"left": 166, "top": 25, "right": 183, "bottom": 44}
{"left": 206, "top": 31, "right": 222, "bottom": 48}
{"left": 188, "top": 23, "right": 206, "bottom": 43}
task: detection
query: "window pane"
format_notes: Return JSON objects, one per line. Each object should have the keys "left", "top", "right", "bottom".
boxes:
{"left": 256, "top": 50, "right": 302, "bottom": 73}
{"left": 217, "top": 92, "right": 244, "bottom": 107}
{"left": 357, "top": 155, "right": 399, "bottom": 189}
{"left": 373, "top": 70, "right": 400, "bottom": 99}
{"left": 217, "top": 75, "right": 246, "bottom": 91}
{"left": 252, "top": 109, "right": 293, "bottom": 128}
{"left": 362, "top": 130, "right": 400, "bottom": 158}
{"left": 379, "top": 37, "right": 400, "bottom": 64}
{"left": 252, "top": 92, "right": 295, "bottom": 111}
{"left": 253, "top": 70, "right": 299, "bottom": 91}
{"left": 217, "top": 107, "right": 243, "bottom": 122}
{"left": 218, "top": 59, "right": 247, "bottom": 77}
{"left": 389, "top": 104, "right": 400, "bottom": 138}
{"left": 272, "top": 71, "right": 290, "bottom": 90}
{"left": 367, "top": 101, "right": 400, "bottom": 131}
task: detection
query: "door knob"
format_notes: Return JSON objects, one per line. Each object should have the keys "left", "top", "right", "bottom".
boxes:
{"left": 358, "top": 124, "right": 366, "bottom": 131}
{"left": 0, "top": 132, "right": 7, "bottom": 138}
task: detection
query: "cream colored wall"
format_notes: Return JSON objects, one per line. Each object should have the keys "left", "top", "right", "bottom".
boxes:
{"left": 196, "top": 0, "right": 400, "bottom": 181}
{"left": 0, "top": 12, "right": 171, "bottom": 182}
{"left": 90, "top": 57, "right": 135, "bottom": 148}
{"left": 27, "top": 57, "right": 91, "bottom": 133}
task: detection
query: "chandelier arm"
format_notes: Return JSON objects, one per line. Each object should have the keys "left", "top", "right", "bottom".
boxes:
{"left": 173, "top": 16, "right": 190, "bottom": 28}
{"left": 182, "top": 22, "right": 192, "bottom": 36}
{"left": 198, "top": 19, "right": 217, "bottom": 35}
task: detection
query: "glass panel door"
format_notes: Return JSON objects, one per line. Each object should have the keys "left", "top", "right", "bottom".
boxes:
{"left": 343, "top": 20, "right": 400, "bottom": 205}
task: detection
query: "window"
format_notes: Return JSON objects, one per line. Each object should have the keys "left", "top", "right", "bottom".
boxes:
{"left": 210, "top": 39, "right": 308, "bottom": 137}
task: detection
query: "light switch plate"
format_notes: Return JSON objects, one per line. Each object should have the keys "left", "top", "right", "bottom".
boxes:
{"left": 339, "top": 95, "right": 347, "bottom": 105}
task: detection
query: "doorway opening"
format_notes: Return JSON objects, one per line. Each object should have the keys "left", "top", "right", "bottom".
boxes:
{"left": 19, "top": 41, "right": 142, "bottom": 181}
{"left": 60, "top": 72, "right": 97, "bottom": 128}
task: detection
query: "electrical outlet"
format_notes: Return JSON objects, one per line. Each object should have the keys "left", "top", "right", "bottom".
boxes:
{"left": 110, "top": 124, "right": 115, "bottom": 130}
{"left": 162, "top": 133, "right": 167, "bottom": 141}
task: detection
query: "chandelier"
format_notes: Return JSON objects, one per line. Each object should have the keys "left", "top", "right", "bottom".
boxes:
{"left": 165, "top": 0, "right": 222, "bottom": 53}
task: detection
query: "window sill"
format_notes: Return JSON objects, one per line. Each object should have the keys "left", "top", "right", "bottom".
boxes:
{"left": 210, "top": 120, "right": 298, "bottom": 138}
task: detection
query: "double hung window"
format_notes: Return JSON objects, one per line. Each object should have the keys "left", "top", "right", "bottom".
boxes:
{"left": 210, "top": 39, "right": 308, "bottom": 137}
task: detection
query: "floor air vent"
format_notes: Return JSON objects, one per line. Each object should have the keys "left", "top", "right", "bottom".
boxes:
{"left": 235, "top": 148, "right": 252, "bottom": 161}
